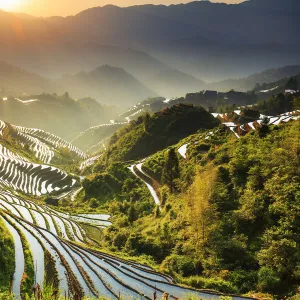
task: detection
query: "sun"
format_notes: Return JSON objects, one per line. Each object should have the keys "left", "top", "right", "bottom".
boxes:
{"left": 0, "top": 0, "right": 21, "bottom": 11}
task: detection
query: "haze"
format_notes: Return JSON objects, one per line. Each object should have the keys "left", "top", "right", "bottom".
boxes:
{"left": 9, "top": 0, "right": 244, "bottom": 17}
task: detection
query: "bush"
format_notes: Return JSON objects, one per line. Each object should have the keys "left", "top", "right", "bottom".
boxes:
{"left": 162, "top": 255, "right": 203, "bottom": 277}
{"left": 258, "top": 267, "right": 280, "bottom": 293}
{"left": 113, "top": 232, "right": 129, "bottom": 250}
{"left": 45, "top": 197, "right": 59, "bottom": 206}
{"left": 89, "top": 198, "right": 99, "bottom": 208}
{"left": 182, "top": 276, "right": 238, "bottom": 294}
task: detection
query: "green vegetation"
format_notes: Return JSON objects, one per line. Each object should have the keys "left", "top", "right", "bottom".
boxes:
{"left": 1, "top": 95, "right": 299, "bottom": 298}
{"left": 257, "top": 93, "right": 296, "bottom": 116}
{"left": 162, "top": 148, "right": 180, "bottom": 193}
{"left": 0, "top": 218, "right": 15, "bottom": 298}
{"left": 79, "top": 111, "right": 300, "bottom": 297}
{"left": 19, "top": 232, "right": 35, "bottom": 298}
{"left": 0, "top": 125, "right": 43, "bottom": 165}
{"left": 96, "top": 104, "right": 220, "bottom": 165}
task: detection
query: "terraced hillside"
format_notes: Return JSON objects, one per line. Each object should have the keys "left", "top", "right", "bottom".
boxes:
{"left": 0, "top": 177, "right": 243, "bottom": 299}
{"left": 211, "top": 109, "right": 300, "bottom": 139}
{"left": 0, "top": 120, "right": 89, "bottom": 196}
{"left": 3, "top": 105, "right": 296, "bottom": 299}
{"left": 5, "top": 120, "right": 86, "bottom": 163}
{"left": 0, "top": 117, "right": 248, "bottom": 299}
{"left": 13, "top": 124, "right": 88, "bottom": 162}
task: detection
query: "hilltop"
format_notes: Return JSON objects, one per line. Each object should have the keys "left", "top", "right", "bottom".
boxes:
{"left": 98, "top": 104, "right": 220, "bottom": 165}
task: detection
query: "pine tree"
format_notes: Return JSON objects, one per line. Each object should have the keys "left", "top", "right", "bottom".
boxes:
{"left": 162, "top": 148, "right": 180, "bottom": 193}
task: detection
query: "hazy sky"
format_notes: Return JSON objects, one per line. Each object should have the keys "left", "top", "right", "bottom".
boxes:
{"left": 5, "top": 0, "right": 244, "bottom": 17}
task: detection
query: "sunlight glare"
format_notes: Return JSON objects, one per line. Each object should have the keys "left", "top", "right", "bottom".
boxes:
{"left": 0, "top": 0, "right": 21, "bottom": 11}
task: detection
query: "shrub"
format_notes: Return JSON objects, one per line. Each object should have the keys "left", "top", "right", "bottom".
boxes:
{"left": 258, "top": 267, "right": 280, "bottom": 293}
{"left": 89, "top": 198, "right": 99, "bottom": 208}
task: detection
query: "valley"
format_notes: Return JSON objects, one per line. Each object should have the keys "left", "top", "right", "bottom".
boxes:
{"left": 0, "top": 95, "right": 299, "bottom": 298}
{"left": 0, "top": 0, "right": 299, "bottom": 298}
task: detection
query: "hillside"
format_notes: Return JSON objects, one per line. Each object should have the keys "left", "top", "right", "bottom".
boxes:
{"left": 254, "top": 73, "right": 300, "bottom": 94}
{"left": 0, "top": 61, "right": 159, "bottom": 107}
{"left": 0, "top": 119, "right": 82, "bottom": 195}
{"left": 0, "top": 113, "right": 241, "bottom": 299}
{"left": 98, "top": 104, "right": 220, "bottom": 165}
{"left": 0, "top": 94, "right": 116, "bottom": 140}
{"left": 72, "top": 122, "right": 127, "bottom": 153}
{"left": 0, "top": 91, "right": 299, "bottom": 298}
{"left": 80, "top": 105, "right": 300, "bottom": 296}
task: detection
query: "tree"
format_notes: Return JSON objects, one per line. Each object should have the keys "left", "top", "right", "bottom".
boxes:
{"left": 63, "top": 92, "right": 70, "bottom": 100}
{"left": 143, "top": 113, "right": 151, "bottom": 133}
{"left": 293, "top": 97, "right": 300, "bottom": 110}
{"left": 162, "top": 148, "right": 180, "bottom": 193}
{"left": 254, "top": 83, "right": 261, "bottom": 91}
{"left": 155, "top": 205, "right": 160, "bottom": 218}
{"left": 258, "top": 116, "right": 270, "bottom": 138}
{"left": 285, "top": 77, "right": 298, "bottom": 91}
{"left": 128, "top": 204, "right": 137, "bottom": 223}
{"left": 185, "top": 169, "right": 216, "bottom": 246}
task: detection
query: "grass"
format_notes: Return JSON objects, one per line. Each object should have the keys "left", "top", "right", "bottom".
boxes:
{"left": 0, "top": 217, "right": 15, "bottom": 296}
{"left": 0, "top": 212, "right": 34, "bottom": 298}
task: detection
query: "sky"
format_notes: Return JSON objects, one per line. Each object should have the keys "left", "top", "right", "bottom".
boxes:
{"left": 2, "top": 0, "right": 244, "bottom": 17}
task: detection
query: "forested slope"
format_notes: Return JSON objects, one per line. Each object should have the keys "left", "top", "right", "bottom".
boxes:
{"left": 80, "top": 106, "right": 300, "bottom": 297}
{"left": 98, "top": 104, "right": 220, "bottom": 165}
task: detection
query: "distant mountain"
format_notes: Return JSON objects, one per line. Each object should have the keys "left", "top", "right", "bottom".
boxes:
{"left": 0, "top": 0, "right": 300, "bottom": 83}
{"left": 58, "top": 65, "right": 156, "bottom": 106}
{"left": 253, "top": 73, "right": 300, "bottom": 95}
{"left": 150, "top": 69, "right": 205, "bottom": 97}
{"left": 0, "top": 61, "right": 158, "bottom": 107}
{"left": 243, "top": 0, "right": 300, "bottom": 13}
{"left": 211, "top": 65, "right": 300, "bottom": 92}
{"left": 0, "top": 61, "right": 51, "bottom": 95}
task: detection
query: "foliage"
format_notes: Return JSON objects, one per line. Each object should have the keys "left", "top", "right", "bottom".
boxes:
{"left": 257, "top": 93, "right": 297, "bottom": 116}
{"left": 162, "top": 148, "right": 180, "bottom": 193}
{"left": 0, "top": 218, "right": 15, "bottom": 296}
{"left": 96, "top": 104, "right": 220, "bottom": 165}
{"left": 81, "top": 120, "right": 300, "bottom": 297}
